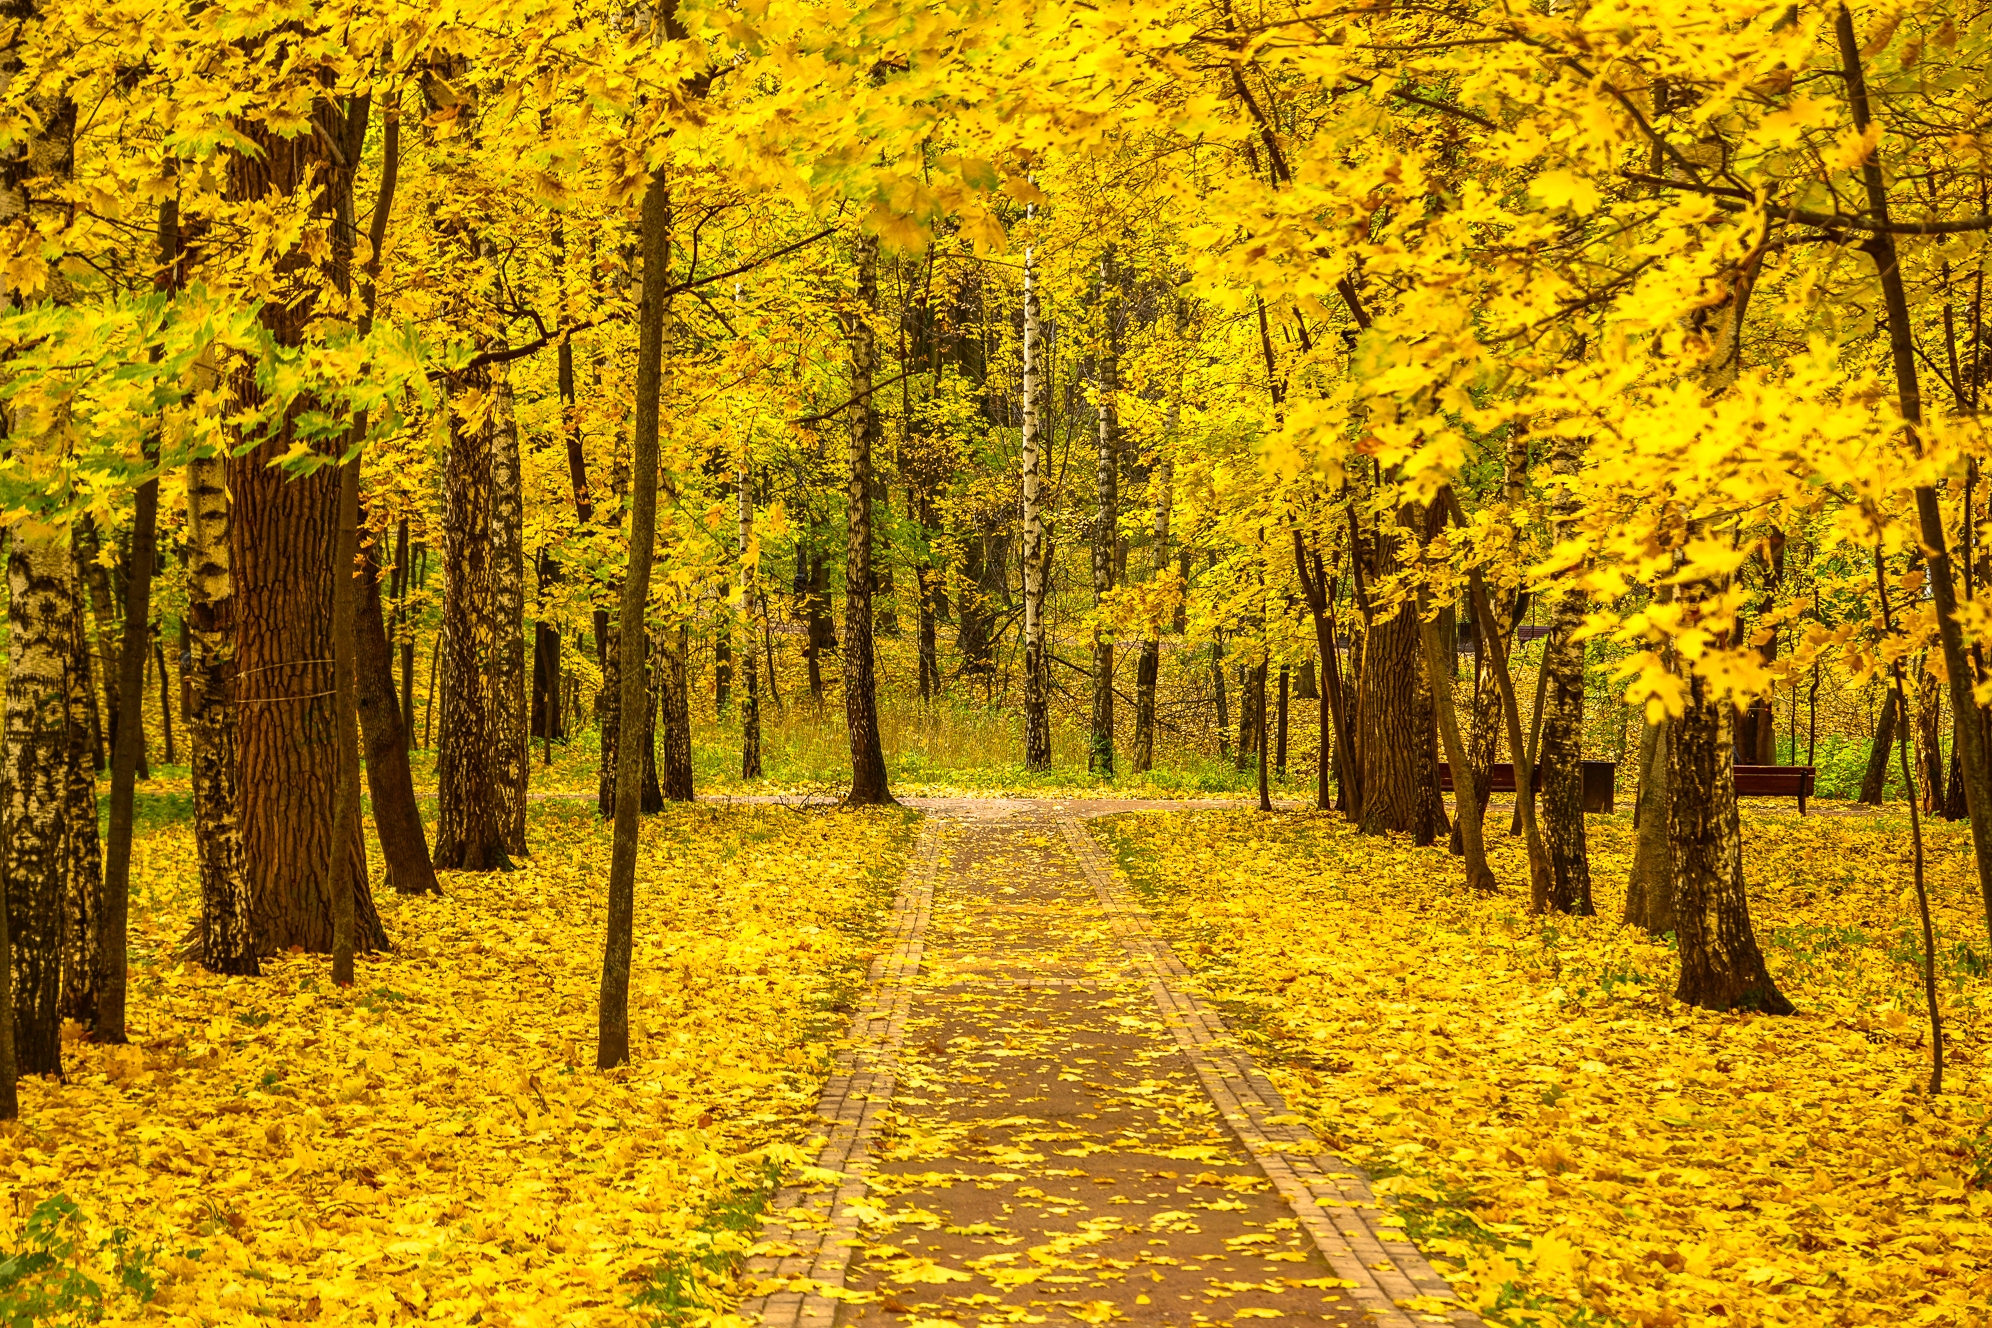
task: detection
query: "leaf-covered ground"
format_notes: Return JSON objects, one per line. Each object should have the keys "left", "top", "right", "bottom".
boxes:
{"left": 3, "top": 801, "right": 916, "bottom": 1325}
{"left": 1097, "top": 806, "right": 1992, "bottom": 1328}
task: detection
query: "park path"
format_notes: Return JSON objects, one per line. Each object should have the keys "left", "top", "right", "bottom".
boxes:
{"left": 741, "top": 800, "right": 1479, "bottom": 1328}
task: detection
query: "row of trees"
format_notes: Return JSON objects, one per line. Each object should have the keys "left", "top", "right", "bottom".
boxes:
{"left": 3, "top": 0, "right": 1988, "bottom": 1108}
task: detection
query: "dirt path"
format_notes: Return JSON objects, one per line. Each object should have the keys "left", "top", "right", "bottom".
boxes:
{"left": 743, "top": 800, "right": 1477, "bottom": 1328}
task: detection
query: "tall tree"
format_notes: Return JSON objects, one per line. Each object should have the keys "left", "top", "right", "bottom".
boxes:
{"left": 490, "top": 358, "right": 530, "bottom": 855}
{"left": 841, "top": 232, "right": 892, "bottom": 805}
{"left": 1020, "top": 232, "right": 1051, "bottom": 771}
{"left": 599, "top": 167, "right": 671, "bottom": 1070}
{"left": 1088, "top": 247, "right": 1120, "bottom": 776}
{"left": 225, "top": 78, "right": 383, "bottom": 954}
{"left": 1536, "top": 433, "right": 1593, "bottom": 915}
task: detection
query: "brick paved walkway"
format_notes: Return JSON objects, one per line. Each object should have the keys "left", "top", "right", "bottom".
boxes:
{"left": 741, "top": 801, "right": 1478, "bottom": 1328}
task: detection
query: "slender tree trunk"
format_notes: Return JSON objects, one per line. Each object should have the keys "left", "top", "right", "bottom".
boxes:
{"left": 842, "top": 233, "right": 893, "bottom": 805}
{"left": 1212, "top": 637, "right": 1229, "bottom": 758}
{"left": 75, "top": 519, "right": 120, "bottom": 773}
{"left": 154, "top": 638, "right": 174, "bottom": 766}
{"left": 1255, "top": 662, "right": 1271, "bottom": 811}
{"left": 1419, "top": 570, "right": 1496, "bottom": 891}
{"left": 489, "top": 357, "right": 529, "bottom": 857}
{"left": 57, "top": 530, "right": 104, "bottom": 1032}
{"left": 1020, "top": 238, "right": 1051, "bottom": 770}
{"left": 1134, "top": 447, "right": 1172, "bottom": 775}
{"left": 5, "top": 532, "right": 83, "bottom": 1078}
{"left": 1860, "top": 686, "right": 1899, "bottom": 804}
{"left": 599, "top": 168, "right": 670, "bottom": 1070}
{"left": 1625, "top": 712, "right": 1674, "bottom": 933}
{"left": 1915, "top": 665, "right": 1943, "bottom": 814}
{"left": 97, "top": 186, "right": 181, "bottom": 1041}
{"left": 328, "top": 446, "right": 361, "bottom": 987}
{"left": 96, "top": 417, "right": 162, "bottom": 1044}
{"left": 1669, "top": 670, "right": 1792, "bottom": 1014}
{"left": 1537, "top": 435, "right": 1593, "bottom": 914}
{"left": 1275, "top": 665, "right": 1289, "bottom": 778}
{"left": 740, "top": 465, "right": 763, "bottom": 778}
{"left": 357, "top": 537, "right": 439, "bottom": 894}
{"left": 1838, "top": 3, "right": 1992, "bottom": 943}
{"left": 184, "top": 454, "right": 258, "bottom": 977}
{"left": 1089, "top": 249, "right": 1120, "bottom": 777}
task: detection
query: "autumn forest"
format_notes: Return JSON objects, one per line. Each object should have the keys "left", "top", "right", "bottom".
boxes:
{"left": 0, "top": 0, "right": 1988, "bottom": 1325}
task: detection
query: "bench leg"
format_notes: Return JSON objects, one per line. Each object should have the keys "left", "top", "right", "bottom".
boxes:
{"left": 1799, "top": 792, "right": 1807, "bottom": 816}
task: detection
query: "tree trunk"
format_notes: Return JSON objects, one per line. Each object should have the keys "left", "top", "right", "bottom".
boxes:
{"left": 1020, "top": 238, "right": 1051, "bottom": 770}
{"left": 328, "top": 445, "right": 362, "bottom": 988}
{"left": 1669, "top": 673, "right": 1792, "bottom": 1015}
{"left": 1625, "top": 709, "right": 1674, "bottom": 932}
{"left": 842, "top": 232, "right": 893, "bottom": 805}
{"left": 183, "top": 455, "right": 258, "bottom": 977}
{"left": 1134, "top": 448, "right": 1172, "bottom": 776}
{"left": 1859, "top": 688, "right": 1898, "bottom": 805}
{"left": 434, "top": 367, "right": 510, "bottom": 871}
{"left": 1211, "top": 638, "right": 1229, "bottom": 759}
{"left": 1088, "top": 248, "right": 1120, "bottom": 777}
{"left": 1255, "top": 662, "right": 1271, "bottom": 811}
{"left": 58, "top": 533, "right": 104, "bottom": 1033}
{"left": 657, "top": 623, "right": 694, "bottom": 801}
{"left": 599, "top": 168, "right": 670, "bottom": 1071}
{"left": 1915, "top": 666, "right": 1944, "bottom": 814}
{"left": 1837, "top": 3, "right": 1992, "bottom": 945}
{"left": 1537, "top": 436, "right": 1593, "bottom": 914}
{"left": 489, "top": 357, "right": 529, "bottom": 857}
{"left": 5, "top": 532, "right": 85, "bottom": 1077}
{"left": 96, "top": 419, "right": 163, "bottom": 1045}
{"left": 805, "top": 552, "right": 833, "bottom": 703}
{"left": 357, "top": 538, "right": 439, "bottom": 895}
{"left": 153, "top": 638, "right": 174, "bottom": 766}
{"left": 1275, "top": 665, "right": 1289, "bottom": 778}
{"left": 75, "top": 519, "right": 121, "bottom": 773}
{"left": 225, "top": 111, "right": 381, "bottom": 955}
{"left": 740, "top": 465, "right": 763, "bottom": 778}
{"left": 1356, "top": 513, "right": 1435, "bottom": 844}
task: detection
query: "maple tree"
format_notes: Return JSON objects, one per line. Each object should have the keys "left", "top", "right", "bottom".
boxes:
{"left": 1, "top": 0, "right": 1990, "bottom": 1321}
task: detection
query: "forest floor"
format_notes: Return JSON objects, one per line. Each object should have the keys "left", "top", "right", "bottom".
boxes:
{"left": 10, "top": 787, "right": 1988, "bottom": 1327}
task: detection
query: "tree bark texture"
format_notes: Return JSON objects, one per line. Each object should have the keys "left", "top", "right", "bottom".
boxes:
{"left": 1020, "top": 240, "right": 1051, "bottom": 771}
{"left": 656, "top": 624, "right": 693, "bottom": 801}
{"left": 434, "top": 371, "right": 511, "bottom": 871}
{"left": 841, "top": 232, "right": 893, "bottom": 804}
{"left": 1088, "top": 248, "right": 1120, "bottom": 777}
{"left": 184, "top": 456, "right": 258, "bottom": 977}
{"left": 1133, "top": 446, "right": 1172, "bottom": 775}
{"left": 60, "top": 528, "right": 103, "bottom": 1033}
{"left": 739, "top": 466, "right": 763, "bottom": 778}
{"left": 489, "top": 358, "right": 529, "bottom": 855}
{"left": 1668, "top": 674, "right": 1792, "bottom": 1015}
{"left": 4, "top": 531, "right": 86, "bottom": 1076}
{"left": 224, "top": 116, "right": 381, "bottom": 955}
{"left": 1625, "top": 713, "right": 1674, "bottom": 934}
{"left": 1537, "top": 435, "right": 1593, "bottom": 914}
{"left": 1357, "top": 514, "right": 1436, "bottom": 845}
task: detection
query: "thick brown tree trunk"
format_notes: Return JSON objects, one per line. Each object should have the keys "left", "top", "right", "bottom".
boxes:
{"left": 842, "top": 233, "right": 893, "bottom": 804}
{"left": 1669, "top": 673, "right": 1791, "bottom": 1015}
{"left": 225, "top": 107, "right": 381, "bottom": 955}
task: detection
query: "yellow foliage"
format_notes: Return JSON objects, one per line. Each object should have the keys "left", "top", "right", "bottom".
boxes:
{"left": 2, "top": 803, "right": 916, "bottom": 1324}
{"left": 1100, "top": 809, "right": 1992, "bottom": 1328}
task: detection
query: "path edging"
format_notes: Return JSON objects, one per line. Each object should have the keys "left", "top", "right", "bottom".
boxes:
{"left": 739, "top": 821, "right": 942, "bottom": 1328}
{"left": 1058, "top": 814, "right": 1484, "bottom": 1328}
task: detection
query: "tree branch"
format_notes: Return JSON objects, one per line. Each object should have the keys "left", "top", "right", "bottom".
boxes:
{"left": 1622, "top": 171, "right": 1992, "bottom": 235}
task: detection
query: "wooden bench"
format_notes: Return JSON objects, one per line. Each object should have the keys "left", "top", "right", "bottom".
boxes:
{"left": 1438, "top": 761, "right": 1617, "bottom": 814}
{"left": 1734, "top": 765, "right": 1816, "bottom": 815}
